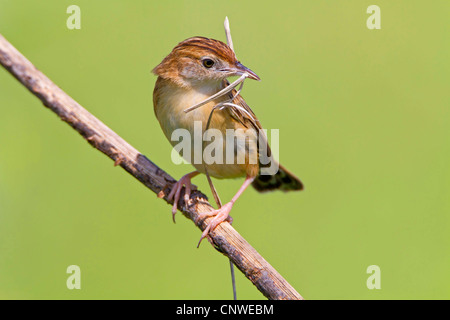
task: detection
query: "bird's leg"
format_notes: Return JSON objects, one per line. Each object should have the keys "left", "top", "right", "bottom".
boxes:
{"left": 167, "top": 171, "right": 199, "bottom": 223}
{"left": 197, "top": 175, "right": 255, "bottom": 247}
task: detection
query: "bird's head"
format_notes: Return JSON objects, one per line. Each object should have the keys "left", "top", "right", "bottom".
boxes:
{"left": 153, "top": 37, "right": 259, "bottom": 87}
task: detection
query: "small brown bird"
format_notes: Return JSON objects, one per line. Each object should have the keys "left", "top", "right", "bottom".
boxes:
{"left": 153, "top": 36, "right": 303, "bottom": 242}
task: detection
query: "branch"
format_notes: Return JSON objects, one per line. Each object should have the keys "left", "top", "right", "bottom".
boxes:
{"left": 0, "top": 33, "right": 303, "bottom": 300}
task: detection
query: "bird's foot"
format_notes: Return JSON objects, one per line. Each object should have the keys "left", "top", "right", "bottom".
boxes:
{"left": 167, "top": 171, "right": 198, "bottom": 223}
{"left": 196, "top": 201, "right": 234, "bottom": 247}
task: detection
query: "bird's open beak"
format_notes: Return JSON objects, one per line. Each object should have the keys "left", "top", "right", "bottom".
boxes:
{"left": 235, "top": 62, "right": 260, "bottom": 81}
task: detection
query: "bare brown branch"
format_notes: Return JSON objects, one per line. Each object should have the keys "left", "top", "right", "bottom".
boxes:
{"left": 0, "top": 33, "right": 303, "bottom": 300}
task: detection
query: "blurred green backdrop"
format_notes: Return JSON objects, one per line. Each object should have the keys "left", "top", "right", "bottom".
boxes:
{"left": 0, "top": 0, "right": 448, "bottom": 299}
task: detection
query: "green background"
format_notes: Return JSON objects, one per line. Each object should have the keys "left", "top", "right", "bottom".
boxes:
{"left": 0, "top": 0, "right": 448, "bottom": 299}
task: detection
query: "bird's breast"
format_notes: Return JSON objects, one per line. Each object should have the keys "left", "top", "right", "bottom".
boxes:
{"left": 154, "top": 79, "right": 227, "bottom": 141}
{"left": 153, "top": 77, "right": 256, "bottom": 179}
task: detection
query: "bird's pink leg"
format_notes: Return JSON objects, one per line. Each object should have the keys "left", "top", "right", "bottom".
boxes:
{"left": 197, "top": 175, "right": 255, "bottom": 247}
{"left": 167, "top": 171, "right": 199, "bottom": 223}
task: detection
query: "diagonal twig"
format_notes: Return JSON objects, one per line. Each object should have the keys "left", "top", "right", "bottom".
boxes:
{"left": 0, "top": 33, "right": 303, "bottom": 300}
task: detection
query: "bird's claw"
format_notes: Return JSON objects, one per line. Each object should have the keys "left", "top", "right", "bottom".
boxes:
{"left": 197, "top": 202, "right": 234, "bottom": 247}
{"left": 167, "top": 173, "right": 197, "bottom": 223}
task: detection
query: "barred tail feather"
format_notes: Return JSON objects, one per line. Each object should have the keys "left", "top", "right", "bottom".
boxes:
{"left": 252, "top": 164, "right": 303, "bottom": 192}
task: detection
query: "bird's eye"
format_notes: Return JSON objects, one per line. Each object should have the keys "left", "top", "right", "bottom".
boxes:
{"left": 202, "top": 59, "right": 214, "bottom": 68}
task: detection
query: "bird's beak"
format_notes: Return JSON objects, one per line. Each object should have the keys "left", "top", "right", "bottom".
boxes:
{"left": 235, "top": 62, "right": 260, "bottom": 81}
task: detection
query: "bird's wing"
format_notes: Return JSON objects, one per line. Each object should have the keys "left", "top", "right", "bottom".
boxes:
{"left": 222, "top": 79, "right": 261, "bottom": 130}
{"left": 221, "top": 80, "right": 303, "bottom": 192}
{"left": 222, "top": 79, "right": 273, "bottom": 161}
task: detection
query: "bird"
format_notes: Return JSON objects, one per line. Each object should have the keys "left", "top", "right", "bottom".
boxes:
{"left": 152, "top": 36, "right": 303, "bottom": 243}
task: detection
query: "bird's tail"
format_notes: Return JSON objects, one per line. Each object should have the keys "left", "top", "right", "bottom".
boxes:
{"left": 251, "top": 163, "right": 303, "bottom": 192}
